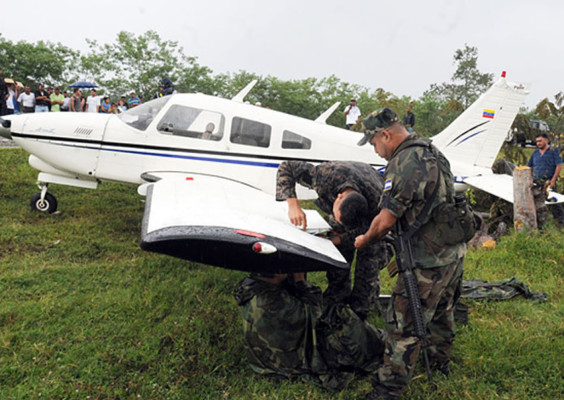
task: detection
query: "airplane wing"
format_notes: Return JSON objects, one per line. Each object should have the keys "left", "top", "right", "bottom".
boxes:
{"left": 140, "top": 173, "right": 348, "bottom": 274}
{"left": 463, "top": 174, "right": 564, "bottom": 204}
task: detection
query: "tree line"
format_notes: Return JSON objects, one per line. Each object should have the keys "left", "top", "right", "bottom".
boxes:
{"left": 1, "top": 32, "right": 563, "bottom": 140}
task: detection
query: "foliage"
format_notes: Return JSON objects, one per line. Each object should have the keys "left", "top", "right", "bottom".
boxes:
{"left": 2, "top": 32, "right": 561, "bottom": 145}
{"left": 535, "top": 92, "right": 564, "bottom": 148}
{"left": 0, "top": 148, "right": 563, "bottom": 399}
{"left": 425, "top": 44, "right": 494, "bottom": 109}
{"left": 80, "top": 31, "right": 214, "bottom": 98}
{"left": 0, "top": 34, "right": 80, "bottom": 88}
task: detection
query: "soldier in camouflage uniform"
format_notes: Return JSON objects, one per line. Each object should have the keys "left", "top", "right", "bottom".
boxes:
{"left": 355, "top": 108, "right": 467, "bottom": 400}
{"left": 233, "top": 272, "right": 385, "bottom": 392}
{"left": 276, "top": 160, "right": 387, "bottom": 318}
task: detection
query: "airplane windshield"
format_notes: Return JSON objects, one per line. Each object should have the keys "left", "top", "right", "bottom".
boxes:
{"left": 118, "top": 96, "right": 172, "bottom": 131}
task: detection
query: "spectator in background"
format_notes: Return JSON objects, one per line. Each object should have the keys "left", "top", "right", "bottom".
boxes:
{"left": 128, "top": 91, "right": 141, "bottom": 108}
{"left": 47, "top": 87, "right": 54, "bottom": 111}
{"left": 34, "top": 84, "right": 50, "bottom": 113}
{"left": 403, "top": 106, "right": 416, "bottom": 133}
{"left": 161, "top": 78, "right": 175, "bottom": 96}
{"left": 18, "top": 86, "right": 36, "bottom": 113}
{"left": 117, "top": 97, "right": 128, "bottom": 113}
{"left": 70, "top": 88, "right": 83, "bottom": 112}
{"left": 99, "top": 96, "right": 111, "bottom": 113}
{"left": 5, "top": 82, "right": 15, "bottom": 115}
{"left": 50, "top": 87, "right": 64, "bottom": 112}
{"left": 0, "top": 70, "right": 7, "bottom": 115}
{"left": 85, "top": 89, "right": 101, "bottom": 113}
{"left": 61, "top": 91, "right": 71, "bottom": 112}
{"left": 344, "top": 99, "right": 361, "bottom": 130}
{"left": 110, "top": 102, "right": 118, "bottom": 114}
{"left": 13, "top": 83, "right": 22, "bottom": 114}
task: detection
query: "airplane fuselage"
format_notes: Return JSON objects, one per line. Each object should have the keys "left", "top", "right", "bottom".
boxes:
{"left": 10, "top": 95, "right": 386, "bottom": 198}
{"left": 7, "top": 94, "right": 481, "bottom": 199}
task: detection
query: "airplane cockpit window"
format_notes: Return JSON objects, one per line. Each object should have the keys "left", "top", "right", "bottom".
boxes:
{"left": 156, "top": 105, "right": 224, "bottom": 141}
{"left": 230, "top": 117, "right": 271, "bottom": 148}
{"left": 118, "top": 96, "right": 171, "bottom": 131}
{"left": 282, "top": 130, "right": 312, "bottom": 149}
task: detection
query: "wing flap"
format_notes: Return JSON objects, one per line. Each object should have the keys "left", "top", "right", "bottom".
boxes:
{"left": 141, "top": 174, "right": 348, "bottom": 273}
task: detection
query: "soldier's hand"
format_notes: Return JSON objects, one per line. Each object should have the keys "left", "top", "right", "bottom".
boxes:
{"left": 329, "top": 235, "right": 341, "bottom": 246}
{"left": 287, "top": 198, "right": 307, "bottom": 230}
{"left": 354, "top": 234, "right": 368, "bottom": 249}
{"left": 293, "top": 272, "right": 306, "bottom": 282}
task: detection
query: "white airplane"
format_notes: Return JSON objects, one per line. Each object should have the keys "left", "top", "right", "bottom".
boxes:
{"left": 0, "top": 72, "right": 559, "bottom": 273}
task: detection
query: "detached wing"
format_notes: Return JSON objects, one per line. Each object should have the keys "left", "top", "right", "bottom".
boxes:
{"left": 140, "top": 173, "right": 348, "bottom": 273}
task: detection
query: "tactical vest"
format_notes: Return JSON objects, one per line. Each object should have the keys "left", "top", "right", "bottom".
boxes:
{"left": 396, "top": 137, "right": 476, "bottom": 246}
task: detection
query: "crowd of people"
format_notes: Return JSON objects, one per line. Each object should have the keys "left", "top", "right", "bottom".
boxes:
{"left": 2, "top": 83, "right": 141, "bottom": 116}
{"left": 1, "top": 73, "right": 176, "bottom": 116}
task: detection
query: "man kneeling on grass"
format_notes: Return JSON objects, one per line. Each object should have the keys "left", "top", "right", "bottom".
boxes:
{"left": 234, "top": 272, "right": 384, "bottom": 392}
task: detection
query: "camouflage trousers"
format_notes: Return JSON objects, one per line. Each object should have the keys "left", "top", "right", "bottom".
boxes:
{"left": 533, "top": 179, "right": 564, "bottom": 229}
{"left": 374, "top": 257, "right": 464, "bottom": 396}
{"left": 324, "top": 242, "right": 387, "bottom": 318}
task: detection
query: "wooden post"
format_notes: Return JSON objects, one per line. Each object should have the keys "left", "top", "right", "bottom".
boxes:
{"left": 513, "top": 166, "right": 537, "bottom": 232}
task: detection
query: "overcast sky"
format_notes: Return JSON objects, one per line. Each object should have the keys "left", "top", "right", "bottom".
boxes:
{"left": 3, "top": 0, "right": 563, "bottom": 108}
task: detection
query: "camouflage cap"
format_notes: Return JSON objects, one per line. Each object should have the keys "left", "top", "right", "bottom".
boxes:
{"left": 357, "top": 107, "right": 399, "bottom": 146}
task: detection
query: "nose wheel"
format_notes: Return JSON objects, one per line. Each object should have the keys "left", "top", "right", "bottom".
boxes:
{"left": 30, "top": 185, "right": 58, "bottom": 213}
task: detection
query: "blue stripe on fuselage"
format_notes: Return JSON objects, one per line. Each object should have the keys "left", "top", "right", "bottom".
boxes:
{"left": 100, "top": 146, "right": 282, "bottom": 168}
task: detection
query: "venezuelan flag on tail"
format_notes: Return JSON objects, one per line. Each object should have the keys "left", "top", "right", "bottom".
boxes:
{"left": 482, "top": 109, "right": 495, "bottom": 119}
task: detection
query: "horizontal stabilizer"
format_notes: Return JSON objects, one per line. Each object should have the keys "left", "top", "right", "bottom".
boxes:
{"left": 464, "top": 174, "right": 564, "bottom": 204}
{"left": 464, "top": 174, "right": 515, "bottom": 203}
{"left": 141, "top": 174, "right": 348, "bottom": 273}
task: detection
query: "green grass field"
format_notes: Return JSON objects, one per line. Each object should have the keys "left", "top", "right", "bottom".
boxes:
{"left": 0, "top": 148, "right": 563, "bottom": 400}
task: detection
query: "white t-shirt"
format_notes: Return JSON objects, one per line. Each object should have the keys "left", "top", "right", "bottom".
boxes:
{"left": 345, "top": 105, "right": 361, "bottom": 125}
{"left": 18, "top": 92, "right": 35, "bottom": 108}
{"left": 86, "top": 95, "right": 101, "bottom": 113}
{"left": 6, "top": 89, "right": 14, "bottom": 110}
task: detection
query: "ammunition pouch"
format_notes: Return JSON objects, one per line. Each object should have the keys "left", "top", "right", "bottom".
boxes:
{"left": 423, "top": 195, "right": 478, "bottom": 246}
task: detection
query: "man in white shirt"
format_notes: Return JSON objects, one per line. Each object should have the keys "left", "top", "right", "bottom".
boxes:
{"left": 85, "top": 89, "right": 101, "bottom": 113}
{"left": 344, "top": 99, "right": 361, "bottom": 130}
{"left": 18, "top": 86, "right": 36, "bottom": 113}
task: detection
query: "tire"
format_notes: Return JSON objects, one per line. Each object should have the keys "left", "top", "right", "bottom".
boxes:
{"left": 30, "top": 192, "right": 58, "bottom": 213}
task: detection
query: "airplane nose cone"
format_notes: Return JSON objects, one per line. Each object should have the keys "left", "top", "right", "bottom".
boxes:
{"left": 0, "top": 117, "right": 12, "bottom": 140}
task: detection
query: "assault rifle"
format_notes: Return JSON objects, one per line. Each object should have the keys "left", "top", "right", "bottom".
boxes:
{"left": 384, "top": 224, "right": 434, "bottom": 382}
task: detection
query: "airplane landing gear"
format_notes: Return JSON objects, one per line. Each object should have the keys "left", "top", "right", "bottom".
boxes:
{"left": 30, "top": 185, "right": 58, "bottom": 213}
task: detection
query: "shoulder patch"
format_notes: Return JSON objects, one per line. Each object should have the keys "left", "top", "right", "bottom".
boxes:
{"left": 384, "top": 179, "right": 392, "bottom": 192}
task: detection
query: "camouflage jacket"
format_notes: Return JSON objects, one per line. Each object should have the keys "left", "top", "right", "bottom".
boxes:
{"left": 276, "top": 161, "right": 384, "bottom": 249}
{"left": 234, "top": 276, "right": 324, "bottom": 379}
{"left": 234, "top": 276, "right": 384, "bottom": 391}
{"left": 381, "top": 135, "right": 466, "bottom": 268}
{"left": 276, "top": 160, "right": 384, "bottom": 217}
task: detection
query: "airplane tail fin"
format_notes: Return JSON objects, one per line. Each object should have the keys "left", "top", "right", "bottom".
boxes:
{"left": 431, "top": 73, "right": 529, "bottom": 170}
